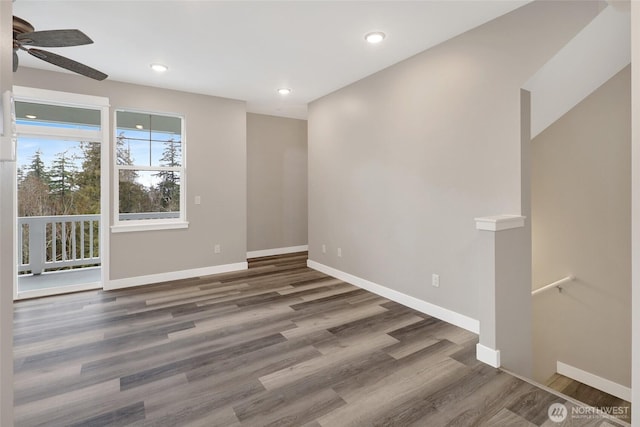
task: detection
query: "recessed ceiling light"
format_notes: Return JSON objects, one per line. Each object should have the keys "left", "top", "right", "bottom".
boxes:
{"left": 278, "top": 88, "right": 292, "bottom": 95}
{"left": 365, "top": 32, "right": 386, "bottom": 44}
{"left": 135, "top": 124, "right": 144, "bottom": 130}
{"left": 25, "top": 114, "right": 37, "bottom": 119}
{"left": 150, "top": 63, "right": 168, "bottom": 73}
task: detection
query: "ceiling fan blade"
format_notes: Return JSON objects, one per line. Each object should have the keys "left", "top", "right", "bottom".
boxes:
{"left": 17, "top": 29, "right": 93, "bottom": 47}
{"left": 13, "top": 51, "right": 18, "bottom": 72}
{"left": 28, "top": 48, "right": 108, "bottom": 81}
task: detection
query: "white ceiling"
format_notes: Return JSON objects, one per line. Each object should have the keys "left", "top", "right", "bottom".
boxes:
{"left": 13, "top": 1, "right": 529, "bottom": 119}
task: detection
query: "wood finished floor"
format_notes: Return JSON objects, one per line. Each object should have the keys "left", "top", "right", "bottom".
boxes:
{"left": 546, "top": 374, "right": 631, "bottom": 423}
{"left": 14, "top": 252, "right": 627, "bottom": 427}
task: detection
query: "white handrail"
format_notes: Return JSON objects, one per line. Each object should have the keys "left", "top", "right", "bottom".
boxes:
{"left": 532, "top": 275, "right": 575, "bottom": 296}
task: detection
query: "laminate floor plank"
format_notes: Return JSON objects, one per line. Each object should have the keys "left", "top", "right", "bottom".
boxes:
{"left": 13, "top": 329, "right": 109, "bottom": 360}
{"left": 385, "top": 335, "right": 441, "bottom": 360}
{"left": 419, "top": 373, "right": 530, "bottom": 427}
{"left": 14, "top": 253, "right": 628, "bottom": 427}
{"left": 282, "top": 303, "right": 388, "bottom": 340}
{"left": 276, "top": 278, "right": 343, "bottom": 295}
{"left": 326, "top": 306, "right": 424, "bottom": 338}
{"left": 545, "top": 373, "right": 632, "bottom": 423}
{"left": 18, "top": 320, "right": 195, "bottom": 372}
{"left": 68, "top": 402, "right": 146, "bottom": 427}
{"left": 15, "top": 378, "right": 121, "bottom": 425}
{"left": 258, "top": 333, "right": 398, "bottom": 390}
{"left": 140, "top": 378, "right": 265, "bottom": 426}
{"left": 481, "top": 408, "right": 538, "bottom": 427}
{"left": 235, "top": 386, "right": 346, "bottom": 426}
{"left": 17, "top": 373, "right": 180, "bottom": 426}
{"left": 181, "top": 406, "right": 242, "bottom": 427}
{"left": 13, "top": 362, "right": 82, "bottom": 391}
{"left": 184, "top": 331, "right": 330, "bottom": 383}
{"left": 143, "top": 283, "right": 251, "bottom": 307}
{"left": 80, "top": 319, "right": 296, "bottom": 387}
{"left": 317, "top": 357, "right": 468, "bottom": 427}
{"left": 120, "top": 333, "right": 287, "bottom": 391}
{"left": 508, "top": 388, "right": 566, "bottom": 425}
{"left": 368, "top": 363, "right": 499, "bottom": 426}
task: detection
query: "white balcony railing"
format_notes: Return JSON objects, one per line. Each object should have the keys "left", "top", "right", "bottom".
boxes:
{"left": 17, "top": 212, "right": 179, "bottom": 276}
{"left": 18, "top": 214, "right": 101, "bottom": 275}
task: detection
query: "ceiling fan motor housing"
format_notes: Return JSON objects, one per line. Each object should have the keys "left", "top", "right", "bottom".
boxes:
{"left": 13, "top": 16, "right": 35, "bottom": 37}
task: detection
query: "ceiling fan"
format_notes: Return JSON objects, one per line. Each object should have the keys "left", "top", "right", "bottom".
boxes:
{"left": 13, "top": 16, "right": 108, "bottom": 81}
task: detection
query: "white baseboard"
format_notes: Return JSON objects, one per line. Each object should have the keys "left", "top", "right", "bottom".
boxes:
{"left": 476, "top": 344, "right": 501, "bottom": 368}
{"left": 247, "top": 245, "right": 308, "bottom": 259}
{"left": 105, "top": 262, "right": 248, "bottom": 291}
{"left": 557, "top": 361, "right": 631, "bottom": 402}
{"left": 307, "top": 260, "right": 479, "bottom": 334}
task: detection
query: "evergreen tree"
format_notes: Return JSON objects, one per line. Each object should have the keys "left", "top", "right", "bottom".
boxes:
{"left": 155, "top": 138, "right": 181, "bottom": 212}
{"left": 26, "top": 149, "right": 49, "bottom": 181}
{"left": 75, "top": 142, "right": 101, "bottom": 214}
{"left": 116, "top": 132, "right": 136, "bottom": 181}
{"left": 18, "top": 150, "right": 52, "bottom": 217}
{"left": 73, "top": 141, "right": 101, "bottom": 256}
{"left": 116, "top": 132, "right": 154, "bottom": 215}
{"left": 49, "top": 151, "right": 78, "bottom": 215}
{"left": 17, "top": 166, "right": 25, "bottom": 183}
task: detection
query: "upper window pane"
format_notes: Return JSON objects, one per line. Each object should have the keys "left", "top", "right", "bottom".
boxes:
{"left": 116, "top": 111, "right": 181, "bottom": 140}
{"left": 116, "top": 111, "right": 182, "bottom": 167}
{"left": 16, "top": 101, "right": 101, "bottom": 131}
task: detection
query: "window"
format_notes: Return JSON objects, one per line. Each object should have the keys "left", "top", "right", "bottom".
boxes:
{"left": 113, "top": 110, "right": 187, "bottom": 232}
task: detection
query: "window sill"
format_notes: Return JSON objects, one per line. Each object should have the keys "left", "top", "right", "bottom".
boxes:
{"left": 111, "top": 221, "right": 189, "bottom": 233}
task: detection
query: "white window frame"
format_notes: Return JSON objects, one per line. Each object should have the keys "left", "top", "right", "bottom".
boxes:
{"left": 111, "top": 108, "right": 187, "bottom": 233}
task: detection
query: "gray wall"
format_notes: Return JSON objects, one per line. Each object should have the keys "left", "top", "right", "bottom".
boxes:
{"left": 0, "top": 1, "right": 14, "bottom": 423}
{"left": 631, "top": 2, "right": 640, "bottom": 414}
{"left": 247, "top": 113, "right": 307, "bottom": 252}
{"left": 15, "top": 67, "right": 247, "bottom": 280}
{"left": 307, "top": 1, "right": 600, "bottom": 322}
{"left": 632, "top": 0, "right": 640, "bottom": 417}
{"left": 532, "top": 66, "right": 631, "bottom": 386}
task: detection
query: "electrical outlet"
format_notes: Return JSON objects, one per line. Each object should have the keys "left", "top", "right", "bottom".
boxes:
{"left": 337, "top": 248, "right": 342, "bottom": 257}
{"left": 322, "top": 244, "right": 326, "bottom": 254}
{"left": 214, "top": 244, "right": 221, "bottom": 254}
{"left": 432, "top": 274, "right": 440, "bottom": 288}
{"left": 195, "top": 195, "right": 201, "bottom": 205}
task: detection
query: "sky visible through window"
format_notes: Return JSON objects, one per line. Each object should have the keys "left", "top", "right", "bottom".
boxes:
{"left": 116, "top": 129, "right": 182, "bottom": 168}
{"left": 17, "top": 120, "right": 181, "bottom": 189}
{"left": 17, "top": 119, "right": 95, "bottom": 176}
{"left": 17, "top": 137, "right": 83, "bottom": 172}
